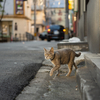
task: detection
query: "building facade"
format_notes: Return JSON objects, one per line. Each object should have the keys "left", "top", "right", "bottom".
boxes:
{"left": 0, "top": 0, "right": 45, "bottom": 41}
{"left": 0, "top": 0, "right": 33, "bottom": 41}
{"left": 74, "top": 0, "right": 100, "bottom": 53}
{"left": 50, "top": 8, "right": 65, "bottom": 27}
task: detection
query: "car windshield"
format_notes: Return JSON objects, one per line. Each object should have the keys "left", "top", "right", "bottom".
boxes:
{"left": 50, "top": 25, "right": 60, "bottom": 30}
{"left": 44, "top": 31, "right": 47, "bottom": 33}
{"left": 42, "top": 31, "right": 47, "bottom": 35}
{"left": 43, "top": 31, "right": 47, "bottom": 34}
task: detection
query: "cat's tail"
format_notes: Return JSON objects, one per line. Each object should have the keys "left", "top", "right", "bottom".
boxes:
{"left": 75, "top": 52, "right": 81, "bottom": 57}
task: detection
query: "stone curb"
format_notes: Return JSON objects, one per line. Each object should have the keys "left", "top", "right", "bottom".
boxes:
{"left": 76, "top": 54, "right": 100, "bottom": 100}
{"left": 84, "top": 54, "right": 100, "bottom": 88}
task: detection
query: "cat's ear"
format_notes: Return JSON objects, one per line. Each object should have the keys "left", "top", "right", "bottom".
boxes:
{"left": 44, "top": 48, "right": 47, "bottom": 52}
{"left": 50, "top": 47, "right": 54, "bottom": 54}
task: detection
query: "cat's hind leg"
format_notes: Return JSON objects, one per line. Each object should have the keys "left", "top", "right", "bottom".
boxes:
{"left": 73, "top": 62, "right": 77, "bottom": 69}
{"left": 66, "top": 52, "right": 75, "bottom": 76}
{"left": 66, "top": 64, "right": 72, "bottom": 76}
{"left": 66, "top": 58, "right": 74, "bottom": 76}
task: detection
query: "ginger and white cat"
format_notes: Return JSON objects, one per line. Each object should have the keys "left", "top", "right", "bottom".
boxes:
{"left": 44, "top": 47, "right": 81, "bottom": 76}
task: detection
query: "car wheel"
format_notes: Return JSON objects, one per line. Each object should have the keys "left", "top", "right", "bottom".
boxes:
{"left": 47, "top": 39, "right": 51, "bottom": 42}
{"left": 41, "top": 38, "right": 44, "bottom": 40}
{"left": 47, "top": 37, "right": 51, "bottom": 42}
{"left": 55, "top": 40, "right": 59, "bottom": 41}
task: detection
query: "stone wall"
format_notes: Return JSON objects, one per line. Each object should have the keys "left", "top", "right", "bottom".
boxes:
{"left": 87, "top": 0, "right": 100, "bottom": 53}
{"left": 78, "top": 0, "right": 100, "bottom": 53}
{"left": 78, "top": 14, "right": 85, "bottom": 41}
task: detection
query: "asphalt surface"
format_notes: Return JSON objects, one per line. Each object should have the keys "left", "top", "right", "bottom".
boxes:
{"left": 0, "top": 41, "right": 58, "bottom": 51}
{"left": 0, "top": 50, "right": 43, "bottom": 100}
{"left": 0, "top": 41, "right": 58, "bottom": 100}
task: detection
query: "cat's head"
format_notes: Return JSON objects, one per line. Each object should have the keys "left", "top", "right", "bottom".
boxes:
{"left": 44, "top": 47, "right": 54, "bottom": 60}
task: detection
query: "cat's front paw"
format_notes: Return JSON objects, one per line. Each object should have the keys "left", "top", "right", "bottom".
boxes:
{"left": 66, "top": 74, "right": 70, "bottom": 77}
{"left": 50, "top": 71, "right": 53, "bottom": 76}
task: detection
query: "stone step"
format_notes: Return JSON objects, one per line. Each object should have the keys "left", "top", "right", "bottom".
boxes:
{"left": 76, "top": 67, "right": 100, "bottom": 100}
{"left": 76, "top": 52, "right": 100, "bottom": 100}
{"left": 57, "top": 41, "right": 89, "bottom": 51}
{"left": 84, "top": 53, "right": 100, "bottom": 88}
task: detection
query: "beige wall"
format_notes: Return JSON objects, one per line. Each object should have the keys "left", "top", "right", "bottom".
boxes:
{"left": 24, "top": 1, "right": 32, "bottom": 19}
{"left": 2, "top": 18, "right": 31, "bottom": 38}
{"left": 31, "top": 10, "right": 45, "bottom": 34}
{"left": 31, "top": 11, "right": 45, "bottom": 25}
{"left": 13, "top": 19, "right": 27, "bottom": 33}
{"left": 36, "top": 11, "right": 45, "bottom": 24}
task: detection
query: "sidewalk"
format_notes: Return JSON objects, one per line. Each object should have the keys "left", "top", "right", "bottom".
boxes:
{"left": 15, "top": 53, "right": 85, "bottom": 100}
{"left": 15, "top": 47, "right": 100, "bottom": 100}
{"left": 76, "top": 52, "right": 100, "bottom": 100}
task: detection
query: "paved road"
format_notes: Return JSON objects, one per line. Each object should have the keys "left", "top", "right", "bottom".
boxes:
{"left": 0, "top": 40, "right": 58, "bottom": 100}
{"left": 0, "top": 40, "right": 58, "bottom": 50}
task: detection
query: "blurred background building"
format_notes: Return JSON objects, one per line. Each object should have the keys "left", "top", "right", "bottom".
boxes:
{"left": 0, "top": 0, "right": 45, "bottom": 41}
{"left": 0, "top": 0, "right": 100, "bottom": 53}
{"left": 0, "top": 0, "right": 32, "bottom": 41}
{"left": 45, "top": 0, "right": 65, "bottom": 26}
{"left": 31, "top": 0, "right": 45, "bottom": 38}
